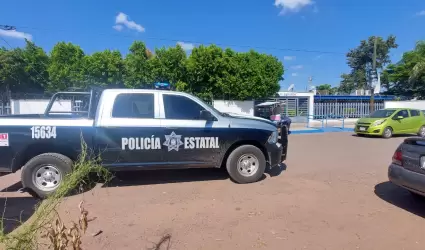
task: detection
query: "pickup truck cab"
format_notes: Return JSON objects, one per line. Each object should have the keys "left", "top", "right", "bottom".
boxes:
{"left": 0, "top": 88, "right": 288, "bottom": 198}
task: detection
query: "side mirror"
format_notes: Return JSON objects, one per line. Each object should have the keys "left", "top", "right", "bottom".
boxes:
{"left": 397, "top": 116, "right": 404, "bottom": 120}
{"left": 200, "top": 110, "right": 215, "bottom": 121}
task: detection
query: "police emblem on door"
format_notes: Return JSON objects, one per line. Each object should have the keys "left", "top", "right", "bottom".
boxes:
{"left": 163, "top": 131, "right": 184, "bottom": 152}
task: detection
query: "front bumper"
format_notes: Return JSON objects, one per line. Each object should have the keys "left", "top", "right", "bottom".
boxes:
{"left": 354, "top": 124, "right": 384, "bottom": 135}
{"left": 266, "top": 125, "right": 288, "bottom": 167}
{"left": 388, "top": 163, "right": 425, "bottom": 196}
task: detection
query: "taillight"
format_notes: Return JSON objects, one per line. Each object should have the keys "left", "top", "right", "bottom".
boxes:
{"left": 392, "top": 149, "right": 403, "bottom": 166}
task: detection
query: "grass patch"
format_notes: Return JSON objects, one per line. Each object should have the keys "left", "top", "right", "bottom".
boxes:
{"left": 0, "top": 139, "right": 112, "bottom": 249}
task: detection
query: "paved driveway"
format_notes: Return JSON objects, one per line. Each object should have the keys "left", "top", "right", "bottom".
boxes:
{"left": 1, "top": 133, "right": 424, "bottom": 250}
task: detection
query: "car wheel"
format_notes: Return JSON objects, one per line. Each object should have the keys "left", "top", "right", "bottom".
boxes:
{"left": 226, "top": 145, "right": 266, "bottom": 184}
{"left": 21, "top": 153, "right": 73, "bottom": 199}
{"left": 418, "top": 126, "right": 425, "bottom": 137}
{"left": 382, "top": 127, "right": 393, "bottom": 139}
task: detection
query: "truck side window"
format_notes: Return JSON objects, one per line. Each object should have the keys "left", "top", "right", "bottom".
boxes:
{"left": 163, "top": 94, "right": 204, "bottom": 120}
{"left": 112, "top": 93, "right": 154, "bottom": 119}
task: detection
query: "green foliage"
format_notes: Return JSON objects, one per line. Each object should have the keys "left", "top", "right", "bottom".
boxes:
{"left": 316, "top": 84, "right": 338, "bottom": 95}
{"left": 384, "top": 41, "right": 425, "bottom": 98}
{"left": 47, "top": 42, "right": 85, "bottom": 91}
{"left": 83, "top": 49, "right": 124, "bottom": 88}
{"left": 1, "top": 40, "right": 284, "bottom": 100}
{"left": 338, "top": 35, "right": 398, "bottom": 94}
{"left": 123, "top": 41, "right": 153, "bottom": 89}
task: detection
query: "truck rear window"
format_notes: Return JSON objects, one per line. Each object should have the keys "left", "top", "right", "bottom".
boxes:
{"left": 112, "top": 93, "right": 154, "bottom": 119}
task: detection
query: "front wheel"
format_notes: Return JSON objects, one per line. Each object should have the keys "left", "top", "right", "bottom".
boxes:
{"left": 418, "top": 126, "right": 425, "bottom": 137}
{"left": 21, "top": 153, "right": 73, "bottom": 199}
{"left": 382, "top": 127, "right": 393, "bottom": 139}
{"left": 226, "top": 145, "right": 266, "bottom": 184}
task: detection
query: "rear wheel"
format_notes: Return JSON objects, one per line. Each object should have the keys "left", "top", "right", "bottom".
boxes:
{"left": 21, "top": 153, "right": 73, "bottom": 199}
{"left": 418, "top": 126, "right": 425, "bottom": 137}
{"left": 226, "top": 145, "right": 266, "bottom": 184}
{"left": 382, "top": 127, "right": 393, "bottom": 139}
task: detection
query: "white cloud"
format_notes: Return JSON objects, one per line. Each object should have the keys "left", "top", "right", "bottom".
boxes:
{"left": 416, "top": 10, "right": 425, "bottom": 16}
{"left": 292, "top": 73, "right": 298, "bottom": 77}
{"left": 112, "top": 25, "right": 124, "bottom": 31}
{"left": 284, "top": 56, "right": 296, "bottom": 61}
{"left": 177, "top": 42, "right": 195, "bottom": 51}
{"left": 275, "top": 0, "right": 314, "bottom": 14}
{"left": 313, "top": 54, "right": 324, "bottom": 60}
{"left": 290, "top": 65, "right": 303, "bottom": 70}
{"left": 0, "top": 29, "right": 32, "bottom": 40}
{"left": 114, "top": 12, "right": 145, "bottom": 32}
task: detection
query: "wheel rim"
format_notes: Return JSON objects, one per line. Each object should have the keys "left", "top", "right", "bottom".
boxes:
{"left": 237, "top": 154, "right": 259, "bottom": 177}
{"left": 420, "top": 127, "right": 425, "bottom": 137}
{"left": 32, "top": 165, "right": 62, "bottom": 192}
{"left": 384, "top": 128, "right": 392, "bottom": 137}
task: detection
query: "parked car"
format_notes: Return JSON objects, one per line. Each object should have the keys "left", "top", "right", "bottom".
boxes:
{"left": 388, "top": 137, "right": 425, "bottom": 198}
{"left": 0, "top": 88, "right": 288, "bottom": 198}
{"left": 255, "top": 101, "right": 292, "bottom": 134}
{"left": 354, "top": 108, "right": 425, "bottom": 138}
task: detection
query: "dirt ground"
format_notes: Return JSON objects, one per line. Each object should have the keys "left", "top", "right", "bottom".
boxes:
{"left": 1, "top": 132, "right": 425, "bottom": 250}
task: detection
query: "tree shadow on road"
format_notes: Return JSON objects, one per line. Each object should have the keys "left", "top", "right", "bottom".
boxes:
{"left": 374, "top": 181, "right": 425, "bottom": 218}
{"left": 0, "top": 196, "right": 38, "bottom": 234}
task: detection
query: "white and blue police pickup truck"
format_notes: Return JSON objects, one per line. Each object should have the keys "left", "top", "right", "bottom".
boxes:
{"left": 0, "top": 88, "right": 288, "bottom": 198}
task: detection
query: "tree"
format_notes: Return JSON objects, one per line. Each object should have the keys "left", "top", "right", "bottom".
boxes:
{"left": 47, "top": 42, "right": 85, "bottom": 91}
{"left": 83, "top": 50, "right": 124, "bottom": 87}
{"left": 123, "top": 41, "right": 153, "bottom": 88}
{"left": 316, "top": 84, "right": 337, "bottom": 95}
{"left": 149, "top": 45, "right": 187, "bottom": 87}
{"left": 0, "top": 40, "right": 48, "bottom": 93}
{"left": 384, "top": 41, "right": 425, "bottom": 98}
{"left": 339, "top": 35, "right": 398, "bottom": 93}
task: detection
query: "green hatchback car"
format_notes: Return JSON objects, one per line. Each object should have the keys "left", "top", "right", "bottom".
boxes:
{"left": 355, "top": 108, "right": 425, "bottom": 138}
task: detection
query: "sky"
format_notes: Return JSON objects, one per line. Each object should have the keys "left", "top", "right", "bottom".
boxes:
{"left": 1, "top": 0, "right": 425, "bottom": 92}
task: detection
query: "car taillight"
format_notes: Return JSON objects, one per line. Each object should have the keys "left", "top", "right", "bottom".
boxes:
{"left": 392, "top": 149, "right": 403, "bottom": 166}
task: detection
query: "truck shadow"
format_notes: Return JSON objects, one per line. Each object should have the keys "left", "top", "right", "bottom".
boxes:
{"left": 103, "top": 164, "right": 287, "bottom": 188}
{"left": 0, "top": 196, "right": 38, "bottom": 234}
{"left": 374, "top": 181, "right": 425, "bottom": 218}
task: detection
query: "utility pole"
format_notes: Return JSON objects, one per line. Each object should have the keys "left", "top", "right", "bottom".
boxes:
{"left": 370, "top": 36, "right": 377, "bottom": 114}
{"left": 308, "top": 76, "right": 313, "bottom": 92}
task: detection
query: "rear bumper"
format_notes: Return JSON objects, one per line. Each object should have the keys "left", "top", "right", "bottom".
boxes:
{"left": 388, "top": 163, "right": 425, "bottom": 196}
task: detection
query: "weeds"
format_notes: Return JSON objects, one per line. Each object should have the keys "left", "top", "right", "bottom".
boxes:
{"left": 0, "top": 139, "right": 112, "bottom": 249}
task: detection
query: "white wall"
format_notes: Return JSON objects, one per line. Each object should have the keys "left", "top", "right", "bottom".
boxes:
{"left": 11, "top": 99, "right": 72, "bottom": 114}
{"left": 213, "top": 100, "right": 254, "bottom": 115}
{"left": 384, "top": 101, "right": 425, "bottom": 110}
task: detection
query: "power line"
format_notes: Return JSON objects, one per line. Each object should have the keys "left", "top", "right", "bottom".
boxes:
{"left": 11, "top": 25, "right": 346, "bottom": 55}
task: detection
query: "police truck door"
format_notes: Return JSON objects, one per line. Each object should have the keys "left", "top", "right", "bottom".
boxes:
{"left": 95, "top": 91, "right": 163, "bottom": 169}
{"left": 159, "top": 93, "right": 223, "bottom": 168}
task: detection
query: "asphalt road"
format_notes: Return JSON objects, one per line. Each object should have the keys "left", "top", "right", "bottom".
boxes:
{"left": 1, "top": 132, "right": 424, "bottom": 250}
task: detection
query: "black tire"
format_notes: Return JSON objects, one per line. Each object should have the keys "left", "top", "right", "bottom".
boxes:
{"left": 418, "top": 126, "right": 425, "bottom": 137}
{"left": 21, "top": 153, "right": 73, "bottom": 199}
{"left": 382, "top": 127, "right": 393, "bottom": 139}
{"left": 226, "top": 145, "right": 266, "bottom": 184}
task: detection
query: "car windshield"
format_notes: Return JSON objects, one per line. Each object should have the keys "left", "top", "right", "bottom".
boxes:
{"left": 369, "top": 109, "right": 396, "bottom": 118}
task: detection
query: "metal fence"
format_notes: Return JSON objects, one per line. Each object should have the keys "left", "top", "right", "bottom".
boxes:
{"left": 314, "top": 102, "right": 385, "bottom": 118}
{"left": 0, "top": 102, "right": 11, "bottom": 115}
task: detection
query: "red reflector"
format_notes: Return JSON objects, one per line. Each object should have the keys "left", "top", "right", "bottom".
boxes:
{"left": 392, "top": 150, "right": 403, "bottom": 166}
